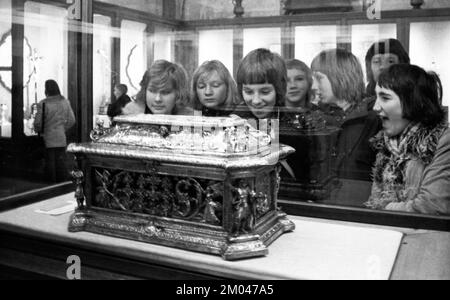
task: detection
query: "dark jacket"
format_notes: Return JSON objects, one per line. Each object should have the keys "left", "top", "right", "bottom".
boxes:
{"left": 319, "top": 100, "right": 381, "bottom": 181}
{"left": 107, "top": 94, "right": 132, "bottom": 119}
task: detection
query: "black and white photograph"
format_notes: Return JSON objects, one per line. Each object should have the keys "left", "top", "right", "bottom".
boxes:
{"left": 0, "top": 0, "right": 449, "bottom": 282}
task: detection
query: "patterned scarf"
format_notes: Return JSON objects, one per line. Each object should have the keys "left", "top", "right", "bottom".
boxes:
{"left": 366, "top": 122, "right": 448, "bottom": 209}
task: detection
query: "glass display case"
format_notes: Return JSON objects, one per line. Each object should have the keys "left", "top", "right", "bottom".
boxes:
{"left": 0, "top": 0, "right": 449, "bottom": 231}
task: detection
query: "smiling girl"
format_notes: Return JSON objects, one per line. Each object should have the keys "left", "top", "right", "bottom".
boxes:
{"left": 236, "top": 48, "right": 286, "bottom": 119}
{"left": 285, "top": 59, "right": 314, "bottom": 110}
{"left": 366, "top": 64, "right": 450, "bottom": 215}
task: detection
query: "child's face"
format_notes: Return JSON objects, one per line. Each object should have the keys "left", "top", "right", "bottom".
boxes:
{"left": 113, "top": 87, "right": 123, "bottom": 99}
{"left": 373, "top": 84, "right": 410, "bottom": 137}
{"left": 371, "top": 53, "right": 399, "bottom": 82}
{"left": 196, "top": 71, "right": 227, "bottom": 109}
{"left": 146, "top": 82, "right": 177, "bottom": 115}
{"left": 312, "top": 71, "right": 337, "bottom": 105}
{"left": 286, "top": 68, "right": 309, "bottom": 105}
{"left": 242, "top": 83, "right": 277, "bottom": 119}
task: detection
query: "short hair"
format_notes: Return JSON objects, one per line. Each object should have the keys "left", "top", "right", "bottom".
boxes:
{"left": 192, "top": 60, "right": 240, "bottom": 111}
{"left": 311, "top": 48, "right": 365, "bottom": 105}
{"left": 236, "top": 48, "right": 287, "bottom": 107}
{"left": 377, "top": 64, "right": 445, "bottom": 127}
{"left": 365, "top": 39, "right": 410, "bottom": 95}
{"left": 285, "top": 58, "right": 313, "bottom": 101}
{"left": 146, "top": 60, "right": 191, "bottom": 109}
{"left": 45, "top": 79, "right": 61, "bottom": 97}
{"left": 115, "top": 84, "right": 128, "bottom": 95}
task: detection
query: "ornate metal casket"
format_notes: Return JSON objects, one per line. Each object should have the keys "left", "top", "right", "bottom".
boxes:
{"left": 67, "top": 115, "right": 295, "bottom": 260}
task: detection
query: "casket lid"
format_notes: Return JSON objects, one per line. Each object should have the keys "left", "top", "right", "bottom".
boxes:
{"left": 83, "top": 114, "right": 284, "bottom": 159}
{"left": 114, "top": 114, "right": 246, "bottom": 128}
{"left": 67, "top": 142, "right": 295, "bottom": 170}
{"left": 69, "top": 114, "right": 295, "bottom": 168}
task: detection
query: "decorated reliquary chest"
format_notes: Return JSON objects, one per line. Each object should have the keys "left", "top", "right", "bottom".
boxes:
{"left": 67, "top": 114, "right": 295, "bottom": 260}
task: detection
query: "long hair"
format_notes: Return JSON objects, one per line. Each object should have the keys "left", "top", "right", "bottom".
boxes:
{"left": 192, "top": 60, "right": 240, "bottom": 111}
{"left": 377, "top": 64, "right": 445, "bottom": 127}
{"left": 45, "top": 79, "right": 61, "bottom": 97}
{"left": 285, "top": 58, "right": 314, "bottom": 105}
{"left": 145, "top": 60, "right": 191, "bottom": 114}
{"left": 365, "top": 39, "right": 410, "bottom": 96}
{"left": 236, "top": 48, "right": 287, "bottom": 108}
{"left": 311, "top": 48, "right": 365, "bottom": 105}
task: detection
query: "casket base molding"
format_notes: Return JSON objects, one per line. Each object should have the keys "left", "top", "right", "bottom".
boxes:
{"left": 68, "top": 208, "right": 295, "bottom": 261}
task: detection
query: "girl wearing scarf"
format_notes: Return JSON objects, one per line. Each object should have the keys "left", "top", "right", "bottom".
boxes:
{"left": 366, "top": 64, "right": 450, "bottom": 215}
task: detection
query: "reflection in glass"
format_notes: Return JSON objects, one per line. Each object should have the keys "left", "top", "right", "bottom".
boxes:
{"left": 23, "top": 1, "right": 68, "bottom": 136}
{"left": 93, "top": 14, "right": 113, "bottom": 128}
{"left": 351, "top": 23, "right": 397, "bottom": 84}
{"left": 153, "top": 26, "right": 173, "bottom": 62}
{"left": 120, "top": 20, "right": 147, "bottom": 97}
{"left": 0, "top": 31, "right": 11, "bottom": 68}
{"left": 198, "top": 29, "right": 233, "bottom": 73}
{"left": 243, "top": 27, "right": 281, "bottom": 57}
{"left": 410, "top": 21, "right": 450, "bottom": 108}
{"left": 295, "top": 25, "right": 337, "bottom": 66}
{"left": 0, "top": 72, "right": 11, "bottom": 138}
{"left": 0, "top": 0, "right": 11, "bottom": 138}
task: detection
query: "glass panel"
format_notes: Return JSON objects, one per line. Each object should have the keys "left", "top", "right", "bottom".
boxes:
{"left": 0, "top": 0, "right": 11, "bottom": 138}
{"left": 351, "top": 23, "right": 397, "bottom": 84}
{"left": 153, "top": 25, "right": 173, "bottom": 61}
{"left": 120, "top": 20, "right": 147, "bottom": 98}
{"left": 0, "top": 71, "right": 12, "bottom": 138}
{"left": 295, "top": 25, "right": 337, "bottom": 66}
{"left": 23, "top": 1, "right": 68, "bottom": 136}
{"left": 93, "top": 14, "right": 113, "bottom": 128}
{"left": 243, "top": 27, "right": 281, "bottom": 57}
{"left": 0, "top": 0, "right": 12, "bottom": 68}
{"left": 198, "top": 29, "right": 233, "bottom": 73}
{"left": 410, "top": 21, "right": 450, "bottom": 108}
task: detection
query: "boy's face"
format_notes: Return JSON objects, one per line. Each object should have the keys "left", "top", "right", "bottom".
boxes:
{"left": 242, "top": 83, "right": 277, "bottom": 119}
{"left": 146, "top": 82, "right": 177, "bottom": 115}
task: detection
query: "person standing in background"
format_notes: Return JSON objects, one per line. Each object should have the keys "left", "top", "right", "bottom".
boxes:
{"left": 34, "top": 79, "right": 76, "bottom": 183}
